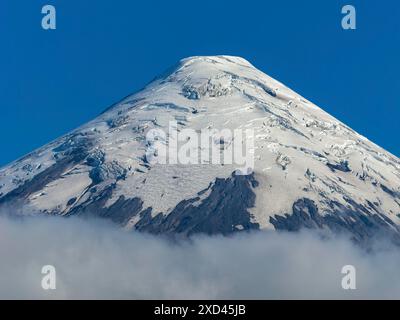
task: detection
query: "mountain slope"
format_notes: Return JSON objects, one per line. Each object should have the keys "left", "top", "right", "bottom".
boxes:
{"left": 1, "top": 56, "right": 400, "bottom": 243}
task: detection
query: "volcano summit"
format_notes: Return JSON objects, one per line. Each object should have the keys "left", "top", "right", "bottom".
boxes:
{"left": 1, "top": 56, "right": 399, "bottom": 244}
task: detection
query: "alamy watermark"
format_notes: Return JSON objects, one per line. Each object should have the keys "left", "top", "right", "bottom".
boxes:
{"left": 341, "top": 265, "right": 356, "bottom": 290}
{"left": 40, "top": 4, "right": 356, "bottom": 31}
{"left": 342, "top": 5, "right": 357, "bottom": 30}
{"left": 41, "top": 5, "right": 56, "bottom": 30}
{"left": 41, "top": 265, "right": 56, "bottom": 290}
{"left": 145, "top": 121, "right": 255, "bottom": 175}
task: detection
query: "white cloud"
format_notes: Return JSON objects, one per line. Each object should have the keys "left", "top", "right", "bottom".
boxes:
{"left": 0, "top": 215, "right": 399, "bottom": 299}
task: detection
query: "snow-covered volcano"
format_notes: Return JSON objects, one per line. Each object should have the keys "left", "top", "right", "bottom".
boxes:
{"left": 1, "top": 56, "right": 400, "bottom": 243}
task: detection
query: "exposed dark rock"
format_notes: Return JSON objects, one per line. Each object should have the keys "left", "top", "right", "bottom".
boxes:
{"left": 299, "top": 147, "right": 326, "bottom": 159}
{"left": 22, "top": 164, "right": 33, "bottom": 173}
{"left": 136, "top": 172, "right": 260, "bottom": 236}
{"left": 270, "top": 198, "right": 400, "bottom": 246}
{"left": 107, "top": 115, "right": 130, "bottom": 128}
{"left": 66, "top": 184, "right": 146, "bottom": 225}
{"left": 67, "top": 197, "right": 77, "bottom": 206}
{"left": 327, "top": 160, "right": 351, "bottom": 173}
{"left": 89, "top": 161, "right": 127, "bottom": 184}
{"left": 0, "top": 151, "right": 89, "bottom": 206}
{"left": 182, "top": 85, "right": 200, "bottom": 100}
{"left": 65, "top": 172, "right": 259, "bottom": 237}
{"left": 52, "top": 133, "right": 92, "bottom": 159}
{"left": 86, "top": 150, "right": 105, "bottom": 167}
{"left": 305, "top": 169, "right": 316, "bottom": 182}
{"left": 380, "top": 184, "right": 400, "bottom": 198}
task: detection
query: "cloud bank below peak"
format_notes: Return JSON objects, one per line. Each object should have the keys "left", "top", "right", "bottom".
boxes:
{"left": 0, "top": 214, "right": 400, "bottom": 299}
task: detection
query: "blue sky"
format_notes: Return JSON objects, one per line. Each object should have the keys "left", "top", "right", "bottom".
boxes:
{"left": 0, "top": 0, "right": 399, "bottom": 166}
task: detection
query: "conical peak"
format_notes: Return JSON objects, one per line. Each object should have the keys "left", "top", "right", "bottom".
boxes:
{"left": 148, "top": 55, "right": 293, "bottom": 104}
{"left": 178, "top": 55, "right": 255, "bottom": 69}
{"left": 154, "top": 55, "right": 274, "bottom": 90}
{"left": 156, "top": 55, "right": 260, "bottom": 85}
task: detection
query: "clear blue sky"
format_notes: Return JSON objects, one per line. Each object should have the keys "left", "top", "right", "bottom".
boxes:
{"left": 0, "top": 0, "right": 399, "bottom": 166}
